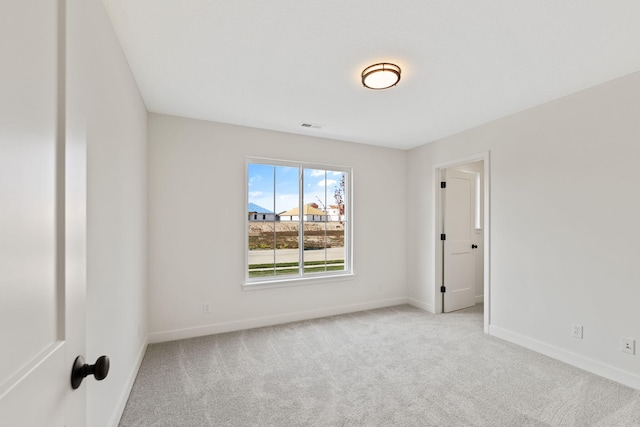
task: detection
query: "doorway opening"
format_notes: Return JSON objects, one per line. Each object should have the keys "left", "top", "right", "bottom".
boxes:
{"left": 434, "top": 152, "right": 490, "bottom": 333}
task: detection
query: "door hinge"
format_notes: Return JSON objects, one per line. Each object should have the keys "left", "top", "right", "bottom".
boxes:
{"left": 440, "top": 181, "right": 446, "bottom": 188}
{"left": 440, "top": 286, "right": 446, "bottom": 293}
{"left": 440, "top": 234, "right": 446, "bottom": 240}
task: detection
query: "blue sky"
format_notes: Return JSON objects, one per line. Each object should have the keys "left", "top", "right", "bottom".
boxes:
{"left": 248, "top": 164, "right": 343, "bottom": 213}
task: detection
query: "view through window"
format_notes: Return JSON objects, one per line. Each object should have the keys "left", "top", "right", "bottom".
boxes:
{"left": 247, "top": 161, "right": 350, "bottom": 281}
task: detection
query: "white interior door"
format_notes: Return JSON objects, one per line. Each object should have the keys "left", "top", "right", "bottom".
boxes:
{"left": 443, "top": 168, "right": 476, "bottom": 312}
{"left": 0, "top": 0, "right": 86, "bottom": 425}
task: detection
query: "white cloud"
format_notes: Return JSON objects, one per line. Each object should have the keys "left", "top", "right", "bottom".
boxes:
{"left": 248, "top": 191, "right": 262, "bottom": 198}
{"left": 308, "top": 170, "right": 325, "bottom": 177}
{"left": 248, "top": 175, "right": 263, "bottom": 187}
{"left": 318, "top": 179, "right": 337, "bottom": 187}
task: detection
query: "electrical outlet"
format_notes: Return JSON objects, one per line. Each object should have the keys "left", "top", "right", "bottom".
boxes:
{"left": 203, "top": 303, "right": 211, "bottom": 314}
{"left": 621, "top": 337, "right": 635, "bottom": 355}
{"left": 571, "top": 324, "right": 583, "bottom": 339}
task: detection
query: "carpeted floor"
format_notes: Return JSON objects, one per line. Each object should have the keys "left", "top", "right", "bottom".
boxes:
{"left": 119, "top": 305, "right": 640, "bottom": 426}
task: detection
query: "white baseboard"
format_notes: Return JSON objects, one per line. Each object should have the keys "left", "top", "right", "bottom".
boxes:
{"left": 110, "top": 339, "right": 148, "bottom": 427}
{"left": 407, "top": 298, "right": 435, "bottom": 314}
{"left": 148, "top": 297, "right": 409, "bottom": 344}
{"left": 489, "top": 325, "right": 640, "bottom": 391}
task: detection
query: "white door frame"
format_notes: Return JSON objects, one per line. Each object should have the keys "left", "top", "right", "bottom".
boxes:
{"left": 433, "top": 151, "right": 491, "bottom": 333}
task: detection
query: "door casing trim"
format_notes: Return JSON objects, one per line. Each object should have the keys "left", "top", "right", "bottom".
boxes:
{"left": 433, "top": 151, "right": 491, "bottom": 334}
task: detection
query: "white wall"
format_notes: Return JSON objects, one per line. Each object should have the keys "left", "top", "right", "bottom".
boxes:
{"left": 147, "top": 114, "right": 407, "bottom": 341}
{"left": 85, "top": 0, "right": 148, "bottom": 425}
{"left": 407, "top": 71, "right": 640, "bottom": 388}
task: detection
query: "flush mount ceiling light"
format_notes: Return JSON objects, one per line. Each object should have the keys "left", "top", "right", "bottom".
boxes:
{"left": 361, "top": 62, "right": 401, "bottom": 90}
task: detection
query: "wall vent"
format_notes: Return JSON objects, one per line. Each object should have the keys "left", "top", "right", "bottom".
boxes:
{"left": 300, "top": 122, "right": 323, "bottom": 129}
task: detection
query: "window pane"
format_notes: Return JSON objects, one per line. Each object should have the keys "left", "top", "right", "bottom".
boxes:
{"left": 303, "top": 220, "right": 326, "bottom": 273}
{"left": 301, "top": 168, "right": 347, "bottom": 274}
{"left": 247, "top": 164, "right": 275, "bottom": 278}
{"left": 274, "top": 165, "right": 299, "bottom": 276}
{"left": 303, "top": 168, "right": 328, "bottom": 212}
{"left": 303, "top": 168, "right": 326, "bottom": 272}
{"left": 327, "top": 220, "right": 346, "bottom": 273}
{"left": 327, "top": 170, "right": 346, "bottom": 273}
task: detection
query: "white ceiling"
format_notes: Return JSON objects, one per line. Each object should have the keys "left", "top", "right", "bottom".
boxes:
{"left": 103, "top": 1, "right": 640, "bottom": 150}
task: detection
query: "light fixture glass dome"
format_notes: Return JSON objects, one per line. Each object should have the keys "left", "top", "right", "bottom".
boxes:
{"left": 362, "top": 63, "right": 401, "bottom": 90}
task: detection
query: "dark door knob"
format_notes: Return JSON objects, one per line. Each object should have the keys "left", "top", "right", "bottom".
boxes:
{"left": 71, "top": 355, "right": 110, "bottom": 389}
{"left": 471, "top": 244, "right": 478, "bottom": 249}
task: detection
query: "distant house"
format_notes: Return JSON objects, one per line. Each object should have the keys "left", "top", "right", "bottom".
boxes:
{"left": 326, "top": 205, "right": 345, "bottom": 222}
{"left": 279, "top": 203, "right": 328, "bottom": 222}
{"left": 248, "top": 202, "right": 279, "bottom": 222}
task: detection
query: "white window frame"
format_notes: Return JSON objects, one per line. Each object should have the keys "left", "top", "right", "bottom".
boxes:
{"left": 244, "top": 157, "right": 353, "bottom": 289}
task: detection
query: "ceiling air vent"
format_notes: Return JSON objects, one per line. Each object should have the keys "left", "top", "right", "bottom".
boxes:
{"left": 300, "top": 122, "right": 322, "bottom": 130}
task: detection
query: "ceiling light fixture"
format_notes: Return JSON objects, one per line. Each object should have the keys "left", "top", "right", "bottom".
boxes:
{"left": 361, "top": 63, "right": 401, "bottom": 90}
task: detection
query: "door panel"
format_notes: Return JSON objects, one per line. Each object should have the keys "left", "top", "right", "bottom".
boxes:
{"left": 443, "top": 169, "right": 476, "bottom": 312}
{"left": 0, "top": 345, "right": 66, "bottom": 425}
{"left": 0, "top": 0, "right": 86, "bottom": 424}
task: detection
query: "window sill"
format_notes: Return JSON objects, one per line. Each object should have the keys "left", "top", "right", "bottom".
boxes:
{"left": 243, "top": 272, "right": 356, "bottom": 291}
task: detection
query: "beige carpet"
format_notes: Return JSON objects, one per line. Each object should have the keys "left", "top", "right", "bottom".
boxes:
{"left": 119, "top": 305, "right": 640, "bottom": 426}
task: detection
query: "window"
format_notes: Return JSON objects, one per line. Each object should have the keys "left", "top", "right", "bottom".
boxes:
{"left": 474, "top": 172, "right": 482, "bottom": 230}
{"left": 246, "top": 159, "right": 351, "bottom": 284}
